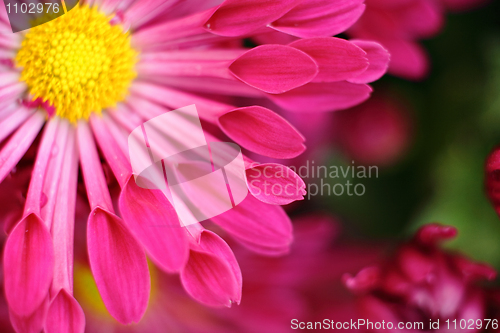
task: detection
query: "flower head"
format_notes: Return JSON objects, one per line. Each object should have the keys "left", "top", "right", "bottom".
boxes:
{"left": 0, "top": 0, "right": 390, "bottom": 331}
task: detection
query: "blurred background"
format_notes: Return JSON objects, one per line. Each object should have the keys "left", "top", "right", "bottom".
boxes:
{"left": 282, "top": 0, "right": 500, "bottom": 269}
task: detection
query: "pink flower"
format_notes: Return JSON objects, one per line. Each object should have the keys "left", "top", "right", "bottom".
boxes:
{"left": 0, "top": 0, "right": 390, "bottom": 331}
{"left": 349, "top": 0, "right": 489, "bottom": 80}
{"left": 343, "top": 224, "right": 497, "bottom": 332}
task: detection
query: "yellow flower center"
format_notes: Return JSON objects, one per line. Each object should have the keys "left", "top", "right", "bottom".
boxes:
{"left": 16, "top": 5, "right": 137, "bottom": 122}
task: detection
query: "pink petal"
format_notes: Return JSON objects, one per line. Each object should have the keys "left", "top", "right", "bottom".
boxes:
{"left": 203, "top": 0, "right": 301, "bottom": 37}
{"left": 4, "top": 214, "right": 54, "bottom": 316}
{"left": 270, "top": 0, "right": 366, "bottom": 38}
{"left": 268, "top": 81, "right": 372, "bottom": 113}
{"left": 0, "top": 82, "right": 25, "bottom": 104}
{"left": 90, "top": 114, "right": 132, "bottom": 188}
{"left": 124, "top": 0, "right": 179, "bottom": 29}
{"left": 218, "top": 106, "right": 305, "bottom": 159}
{"left": 180, "top": 249, "right": 239, "bottom": 307}
{"left": 199, "top": 230, "right": 242, "bottom": 303}
{"left": 87, "top": 208, "right": 150, "bottom": 324}
{"left": 130, "top": 81, "right": 233, "bottom": 122}
{"left": 210, "top": 194, "right": 293, "bottom": 255}
{"left": 119, "top": 178, "right": 189, "bottom": 272}
{"left": 229, "top": 45, "right": 318, "bottom": 94}
{"left": 9, "top": 295, "right": 49, "bottom": 333}
{"left": 289, "top": 37, "right": 369, "bottom": 82}
{"left": 383, "top": 38, "right": 429, "bottom": 81}
{"left": 0, "top": 111, "right": 45, "bottom": 184}
{"left": 137, "top": 49, "right": 245, "bottom": 80}
{"left": 246, "top": 163, "right": 306, "bottom": 204}
{"left": 0, "top": 107, "right": 34, "bottom": 144}
{"left": 45, "top": 290, "right": 85, "bottom": 333}
{"left": 348, "top": 40, "right": 390, "bottom": 84}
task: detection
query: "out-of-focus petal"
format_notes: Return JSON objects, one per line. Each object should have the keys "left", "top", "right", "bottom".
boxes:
{"left": 210, "top": 194, "right": 293, "bottom": 255}
{"left": 289, "top": 37, "right": 369, "bottom": 82}
{"left": 348, "top": 40, "right": 390, "bottom": 83}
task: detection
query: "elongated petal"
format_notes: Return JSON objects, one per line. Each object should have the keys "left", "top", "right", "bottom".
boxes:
{"left": 204, "top": 0, "right": 301, "bottom": 37}
{"left": 229, "top": 45, "right": 318, "bottom": 94}
{"left": 270, "top": 0, "right": 365, "bottom": 38}
{"left": 0, "top": 107, "right": 34, "bottom": 144}
{"left": 181, "top": 249, "right": 239, "bottom": 307}
{"left": 382, "top": 38, "right": 429, "bottom": 81}
{"left": 199, "top": 230, "right": 242, "bottom": 303}
{"left": 268, "top": 81, "right": 372, "bottom": 113}
{"left": 0, "top": 82, "right": 25, "bottom": 104}
{"left": 210, "top": 194, "right": 293, "bottom": 255}
{"left": 119, "top": 178, "right": 189, "bottom": 272}
{"left": 0, "top": 111, "right": 45, "bottom": 184}
{"left": 290, "top": 37, "right": 369, "bottom": 82}
{"left": 87, "top": 208, "right": 150, "bottom": 324}
{"left": 4, "top": 214, "right": 54, "bottom": 316}
{"left": 218, "top": 106, "right": 305, "bottom": 159}
{"left": 348, "top": 40, "right": 390, "bottom": 84}
{"left": 9, "top": 295, "right": 49, "bottom": 333}
{"left": 45, "top": 290, "right": 85, "bottom": 333}
{"left": 131, "top": 82, "right": 233, "bottom": 122}
{"left": 246, "top": 163, "right": 306, "bottom": 204}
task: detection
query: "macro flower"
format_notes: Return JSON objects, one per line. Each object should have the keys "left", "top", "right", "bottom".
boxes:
{"left": 348, "top": 0, "right": 489, "bottom": 80}
{"left": 0, "top": 0, "right": 390, "bottom": 332}
{"left": 343, "top": 223, "right": 497, "bottom": 332}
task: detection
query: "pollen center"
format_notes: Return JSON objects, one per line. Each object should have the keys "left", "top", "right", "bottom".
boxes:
{"left": 16, "top": 5, "right": 137, "bottom": 122}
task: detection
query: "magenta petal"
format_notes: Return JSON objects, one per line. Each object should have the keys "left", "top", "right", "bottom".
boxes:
{"left": 199, "top": 230, "right": 242, "bottom": 303}
{"left": 45, "top": 289, "right": 85, "bottom": 333}
{"left": 119, "top": 178, "right": 189, "bottom": 272}
{"left": 210, "top": 194, "right": 293, "bottom": 255}
{"left": 218, "top": 106, "right": 305, "bottom": 159}
{"left": 180, "top": 249, "right": 239, "bottom": 307}
{"left": 87, "top": 208, "right": 150, "bottom": 324}
{"left": 9, "top": 295, "right": 49, "bottom": 333}
{"left": 290, "top": 37, "right": 369, "bottom": 82}
{"left": 270, "top": 0, "right": 365, "bottom": 38}
{"left": 268, "top": 81, "right": 372, "bottom": 113}
{"left": 204, "top": 0, "right": 301, "bottom": 37}
{"left": 229, "top": 45, "right": 318, "bottom": 94}
{"left": 246, "top": 163, "right": 306, "bottom": 205}
{"left": 4, "top": 214, "right": 54, "bottom": 316}
{"left": 348, "top": 40, "right": 390, "bottom": 84}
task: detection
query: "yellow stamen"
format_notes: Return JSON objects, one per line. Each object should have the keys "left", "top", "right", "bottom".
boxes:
{"left": 16, "top": 5, "right": 137, "bottom": 122}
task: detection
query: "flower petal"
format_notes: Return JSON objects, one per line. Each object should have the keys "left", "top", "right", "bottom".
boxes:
{"left": 268, "top": 81, "right": 372, "bottom": 113}
{"left": 45, "top": 290, "right": 85, "bottom": 333}
{"left": 204, "top": 0, "right": 301, "bottom": 37}
{"left": 4, "top": 214, "right": 54, "bottom": 316}
{"left": 87, "top": 208, "right": 150, "bottom": 324}
{"left": 199, "top": 229, "right": 242, "bottom": 303}
{"left": 348, "top": 40, "right": 390, "bottom": 84}
{"left": 210, "top": 194, "right": 293, "bottom": 255}
{"left": 289, "top": 37, "right": 369, "bottom": 82}
{"left": 270, "top": 0, "right": 366, "bottom": 38}
{"left": 9, "top": 295, "right": 49, "bottom": 333}
{"left": 119, "top": 178, "right": 189, "bottom": 272}
{"left": 229, "top": 45, "right": 318, "bottom": 94}
{"left": 180, "top": 249, "right": 239, "bottom": 307}
{"left": 218, "top": 106, "right": 305, "bottom": 159}
{"left": 246, "top": 163, "right": 306, "bottom": 204}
